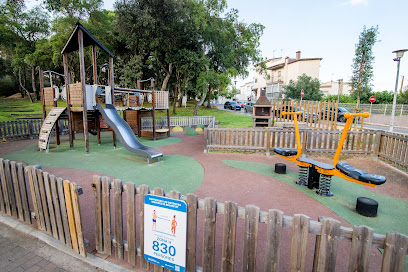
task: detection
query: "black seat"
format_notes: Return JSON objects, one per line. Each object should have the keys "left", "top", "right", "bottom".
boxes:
{"left": 336, "top": 162, "right": 386, "bottom": 185}
{"left": 273, "top": 147, "right": 297, "bottom": 157}
{"left": 297, "top": 158, "right": 334, "bottom": 170}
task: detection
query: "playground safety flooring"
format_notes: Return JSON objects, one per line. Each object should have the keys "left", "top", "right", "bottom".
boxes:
{"left": 1, "top": 131, "right": 408, "bottom": 271}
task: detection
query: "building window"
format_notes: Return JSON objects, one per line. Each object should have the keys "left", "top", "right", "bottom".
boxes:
{"left": 254, "top": 78, "right": 258, "bottom": 83}
{"left": 278, "top": 71, "right": 281, "bottom": 79}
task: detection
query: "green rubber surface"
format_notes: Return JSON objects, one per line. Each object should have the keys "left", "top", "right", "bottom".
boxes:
{"left": 4, "top": 135, "right": 203, "bottom": 195}
{"left": 223, "top": 160, "right": 408, "bottom": 235}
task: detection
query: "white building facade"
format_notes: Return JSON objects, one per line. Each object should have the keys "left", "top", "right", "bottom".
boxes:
{"left": 249, "top": 51, "right": 322, "bottom": 101}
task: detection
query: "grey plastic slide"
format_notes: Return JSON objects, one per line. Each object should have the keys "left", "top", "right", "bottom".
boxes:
{"left": 96, "top": 104, "right": 163, "bottom": 161}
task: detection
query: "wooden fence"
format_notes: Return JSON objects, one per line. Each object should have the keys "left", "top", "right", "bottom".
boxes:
{"left": 204, "top": 128, "right": 408, "bottom": 171}
{"left": 93, "top": 175, "right": 408, "bottom": 272}
{"left": 0, "top": 158, "right": 86, "bottom": 257}
{"left": 141, "top": 116, "right": 216, "bottom": 129}
{"left": 0, "top": 119, "right": 69, "bottom": 139}
{"left": 271, "top": 100, "right": 339, "bottom": 130}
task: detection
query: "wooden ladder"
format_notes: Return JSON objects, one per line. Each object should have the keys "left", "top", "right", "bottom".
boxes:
{"left": 38, "top": 107, "right": 67, "bottom": 152}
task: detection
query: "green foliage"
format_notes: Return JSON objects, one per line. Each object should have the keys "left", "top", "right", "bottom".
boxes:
{"left": 325, "top": 94, "right": 356, "bottom": 103}
{"left": 186, "top": 129, "right": 198, "bottom": 136}
{"left": 398, "top": 86, "right": 408, "bottom": 104}
{"left": 350, "top": 26, "right": 379, "bottom": 105}
{"left": 283, "top": 74, "right": 323, "bottom": 100}
{"left": 368, "top": 90, "right": 394, "bottom": 104}
{"left": 0, "top": 75, "right": 18, "bottom": 96}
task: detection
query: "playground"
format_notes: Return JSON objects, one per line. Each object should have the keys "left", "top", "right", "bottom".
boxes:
{"left": 0, "top": 22, "right": 407, "bottom": 271}
{"left": 1, "top": 128, "right": 408, "bottom": 271}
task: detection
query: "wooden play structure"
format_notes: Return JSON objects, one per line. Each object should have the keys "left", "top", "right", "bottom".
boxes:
{"left": 38, "top": 22, "right": 168, "bottom": 161}
{"left": 273, "top": 111, "right": 386, "bottom": 196}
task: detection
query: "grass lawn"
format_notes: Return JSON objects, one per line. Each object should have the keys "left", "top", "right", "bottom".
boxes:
{"left": 0, "top": 97, "right": 252, "bottom": 127}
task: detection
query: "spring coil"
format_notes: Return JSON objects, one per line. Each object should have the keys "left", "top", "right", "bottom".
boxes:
{"left": 296, "top": 166, "right": 309, "bottom": 186}
{"left": 316, "top": 174, "right": 333, "bottom": 196}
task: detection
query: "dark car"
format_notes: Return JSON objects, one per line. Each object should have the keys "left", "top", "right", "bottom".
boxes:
{"left": 322, "top": 107, "right": 350, "bottom": 122}
{"left": 224, "top": 101, "right": 241, "bottom": 111}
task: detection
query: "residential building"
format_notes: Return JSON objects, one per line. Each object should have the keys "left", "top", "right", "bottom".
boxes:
{"left": 320, "top": 80, "right": 352, "bottom": 97}
{"left": 251, "top": 51, "right": 322, "bottom": 101}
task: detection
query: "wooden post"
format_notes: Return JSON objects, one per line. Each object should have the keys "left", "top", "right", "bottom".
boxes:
{"left": 348, "top": 225, "right": 373, "bottom": 272}
{"left": 202, "top": 197, "right": 217, "bottom": 272}
{"left": 114, "top": 179, "right": 124, "bottom": 260}
{"left": 221, "top": 201, "right": 238, "bottom": 272}
{"left": 264, "top": 209, "right": 284, "bottom": 272}
{"left": 63, "top": 53, "right": 74, "bottom": 150}
{"left": 126, "top": 181, "right": 136, "bottom": 266}
{"left": 109, "top": 56, "right": 116, "bottom": 148}
{"left": 78, "top": 28, "right": 89, "bottom": 153}
{"left": 372, "top": 130, "right": 383, "bottom": 160}
{"left": 93, "top": 176, "right": 103, "bottom": 252}
{"left": 92, "top": 45, "right": 101, "bottom": 145}
{"left": 314, "top": 218, "right": 341, "bottom": 272}
{"left": 102, "top": 176, "right": 112, "bottom": 255}
{"left": 186, "top": 194, "right": 198, "bottom": 272}
{"left": 289, "top": 214, "right": 310, "bottom": 272}
{"left": 381, "top": 232, "right": 408, "bottom": 272}
{"left": 242, "top": 205, "right": 260, "bottom": 272}
{"left": 39, "top": 67, "right": 46, "bottom": 120}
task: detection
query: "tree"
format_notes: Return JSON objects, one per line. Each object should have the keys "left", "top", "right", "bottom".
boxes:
{"left": 325, "top": 94, "right": 356, "bottom": 103}
{"left": 350, "top": 26, "right": 379, "bottom": 109}
{"left": 398, "top": 86, "right": 408, "bottom": 104}
{"left": 283, "top": 74, "right": 323, "bottom": 101}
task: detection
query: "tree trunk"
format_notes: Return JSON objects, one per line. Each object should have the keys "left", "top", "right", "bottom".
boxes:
{"left": 160, "top": 63, "right": 173, "bottom": 92}
{"left": 32, "top": 66, "right": 39, "bottom": 101}
{"left": 194, "top": 87, "right": 208, "bottom": 116}
{"left": 19, "top": 69, "right": 33, "bottom": 102}
{"left": 207, "top": 88, "right": 211, "bottom": 108}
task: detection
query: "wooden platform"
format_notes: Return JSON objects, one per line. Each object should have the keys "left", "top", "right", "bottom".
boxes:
{"left": 140, "top": 129, "right": 169, "bottom": 138}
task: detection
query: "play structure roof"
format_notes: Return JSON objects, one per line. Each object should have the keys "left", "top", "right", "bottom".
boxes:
{"left": 61, "top": 22, "right": 115, "bottom": 58}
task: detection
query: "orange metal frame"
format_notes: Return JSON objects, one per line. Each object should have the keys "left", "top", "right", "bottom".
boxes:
{"left": 276, "top": 111, "right": 377, "bottom": 187}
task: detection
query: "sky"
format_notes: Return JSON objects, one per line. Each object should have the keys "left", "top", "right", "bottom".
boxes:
{"left": 27, "top": 0, "right": 408, "bottom": 92}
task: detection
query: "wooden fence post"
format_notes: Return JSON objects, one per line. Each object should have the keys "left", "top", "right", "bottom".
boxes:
{"left": 114, "top": 179, "right": 124, "bottom": 260}
{"left": 264, "top": 209, "right": 284, "bottom": 272}
{"left": 372, "top": 130, "right": 383, "bottom": 160}
{"left": 381, "top": 232, "right": 408, "bottom": 272}
{"left": 289, "top": 214, "right": 310, "bottom": 272}
{"left": 126, "top": 181, "right": 136, "bottom": 266}
{"left": 348, "top": 225, "right": 373, "bottom": 272}
{"left": 139, "top": 184, "right": 150, "bottom": 270}
{"left": 186, "top": 194, "right": 198, "bottom": 272}
{"left": 202, "top": 197, "right": 217, "bottom": 272}
{"left": 221, "top": 201, "right": 238, "bottom": 272}
{"left": 314, "top": 218, "right": 341, "bottom": 272}
{"left": 266, "top": 131, "right": 272, "bottom": 156}
{"left": 242, "top": 205, "right": 260, "bottom": 272}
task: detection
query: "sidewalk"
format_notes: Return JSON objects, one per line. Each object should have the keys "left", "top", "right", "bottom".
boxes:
{"left": 0, "top": 215, "right": 136, "bottom": 272}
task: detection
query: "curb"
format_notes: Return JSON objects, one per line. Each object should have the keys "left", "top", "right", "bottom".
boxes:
{"left": 0, "top": 215, "right": 133, "bottom": 272}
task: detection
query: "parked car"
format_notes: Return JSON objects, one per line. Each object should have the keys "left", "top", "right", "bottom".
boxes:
{"left": 244, "top": 102, "right": 254, "bottom": 113}
{"left": 236, "top": 101, "right": 245, "bottom": 108}
{"left": 321, "top": 107, "right": 351, "bottom": 122}
{"left": 223, "top": 101, "right": 241, "bottom": 111}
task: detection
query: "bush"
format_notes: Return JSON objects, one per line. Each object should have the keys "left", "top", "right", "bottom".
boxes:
{"left": 0, "top": 75, "right": 18, "bottom": 97}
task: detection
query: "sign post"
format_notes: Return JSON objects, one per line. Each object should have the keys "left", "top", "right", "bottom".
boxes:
{"left": 144, "top": 195, "right": 187, "bottom": 272}
{"left": 369, "top": 96, "right": 376, "bottom": 123}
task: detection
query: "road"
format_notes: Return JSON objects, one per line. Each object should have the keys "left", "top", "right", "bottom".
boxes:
{"left": 213, "top": 103, "right": 408, "bottom": 135}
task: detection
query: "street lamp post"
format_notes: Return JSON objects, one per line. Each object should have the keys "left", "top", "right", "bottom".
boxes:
{"left": 390, "top": 49, "right": 408, "bottom": 132}
{"left": 234, "top": 80, "right": 237, "bottom": 100}
{"left": 337, "top": 79, "right": 342, "bottom": 101}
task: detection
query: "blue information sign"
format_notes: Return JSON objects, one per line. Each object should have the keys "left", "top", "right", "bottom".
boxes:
{"left": 144, "top": 195, "right": 187, "bottom": 272}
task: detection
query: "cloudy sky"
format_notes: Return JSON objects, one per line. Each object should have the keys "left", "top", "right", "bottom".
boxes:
{"left": 27, "top": 0, "right": 408, "bottom": 92}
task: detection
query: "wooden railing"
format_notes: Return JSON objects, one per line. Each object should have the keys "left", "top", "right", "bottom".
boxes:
{"left": 0, "top": 119, "right": 69, "bottom": 139}
{"left": 0, "top": 159, "right": 86, "bottom": 257}
{"left": 141, "top": 116, "right": 215, "bottom": 129}
{"left": 271, "top": 100, "right": 339, "bottom": 130}
{"left": 378, "top": 131, "right": 408, "bottom": 170}
{"left": 205, "top": 127, "right": 378, "bottom": 155}
{"left": 93, "top": 175, "right": 408, "bottom": 271}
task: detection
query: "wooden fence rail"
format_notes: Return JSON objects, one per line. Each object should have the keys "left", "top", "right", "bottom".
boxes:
{"left": 0, "top": 158, "right": 86, "bottom": 257}
{"left": 141, "top": 116, "right": 215, "bottom": 129}
{"left": 205, "top": 127, "right": 408, "bottom": 171}
{"left": 205, "top": 127, "right": 377, "bottom": 155}
{"left": 93, "top": 175, "right": 408, "bottom": 272}
{"left": 0, "top": 119, "right": 69, "bottom": 139}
